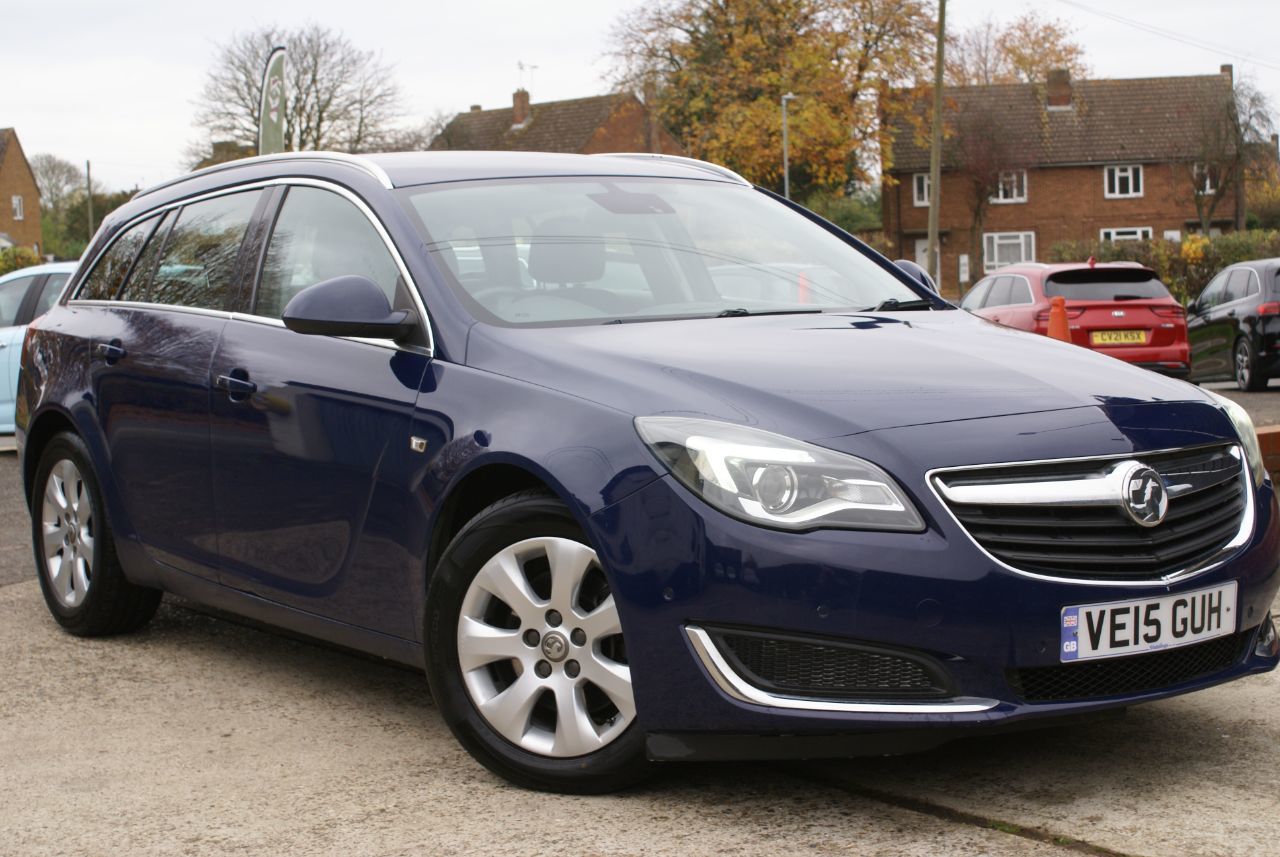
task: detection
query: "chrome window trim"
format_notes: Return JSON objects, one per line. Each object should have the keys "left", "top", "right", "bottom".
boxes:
{"left": 926, "top": 444, "right": 1256, "bottom": 588}
{"left": 68, "top": 176, "right": 434, "bottom": 357}
{"left": 134, "top": 151, "right": 393, "bottom": 200}
{"left": 68, "top": 299, "right": 233, "bottom": 321}
{"left": 684, "top": 626, "right": 998, "bottom": 714}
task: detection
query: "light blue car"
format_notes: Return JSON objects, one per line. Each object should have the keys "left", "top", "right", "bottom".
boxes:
{"left": 0, "top": 262, "right": 76, "bottom": 433}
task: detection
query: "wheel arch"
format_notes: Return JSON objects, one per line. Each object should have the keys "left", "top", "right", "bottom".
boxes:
{"left": 425, "top": 457, "right": 586, "bottom": 586}
{"left": 22, "top": 406, "right": 80, "bottom": 510}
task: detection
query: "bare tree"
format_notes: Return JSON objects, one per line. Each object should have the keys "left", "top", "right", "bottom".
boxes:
{"left": 385, "top": 110, "right": 455, "bottom": 152}
{"left": 947, "top": 12, "right": 1088, "bottom": 86}
{"left": 29, "top": 154, "right": 85, "bottom": 215}
{"left": 949, "top": 97, "right": 1035, "bottom": 275}
{"left": 1182, "top": 77, "right": 1275, "bottom": 232}
{"left": 190, "top": 24, "right": 403, "bottom": 161}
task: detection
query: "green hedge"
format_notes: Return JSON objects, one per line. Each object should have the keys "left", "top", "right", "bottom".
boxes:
{"left": 0, "top": 247, "right": 41, "bottom": 277}
{"left": 1046, "top": 230, "right": 1280, "bottom": 303}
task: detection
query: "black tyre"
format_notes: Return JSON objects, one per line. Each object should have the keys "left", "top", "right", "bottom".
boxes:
{"left": 424, "top": 490, "right": 651, "bottom": 793}
{"left": 1235, "top": 338, "right": 1268, "bottom": 392}
{"left": 31, "top": 432, "right": 161, "bottom": 636}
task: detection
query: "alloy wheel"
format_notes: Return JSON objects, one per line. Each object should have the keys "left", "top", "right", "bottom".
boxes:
{"left": 41, "top": 459, "right": 95, "bottom": 608}
{"left": 457, "top": 536, "right": 634, "bottom": 757}
{"left": 1236, "top": 343, "right": 1251, "bottom": 389}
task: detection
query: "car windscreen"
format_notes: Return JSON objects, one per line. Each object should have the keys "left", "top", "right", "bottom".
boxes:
{"left": 1043, "top": 269, "right": 1171, "bottom": 301}
{"left": 398, "top": 177, "right": 925, "bottom": 325}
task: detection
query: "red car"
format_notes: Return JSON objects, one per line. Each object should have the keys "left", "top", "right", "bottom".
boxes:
{"left": 959, "top": 262, "right": 1190, "bottom": 378}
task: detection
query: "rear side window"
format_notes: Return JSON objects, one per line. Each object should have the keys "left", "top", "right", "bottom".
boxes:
{"left": 0, "top": 275, "right": 37, "bottom": 326}
{"left": 76, "top": 216, "right": 158, "bottom": 301}
{"left": 1008, "top": 277, "right": 1032, "bottom": 305}
{"left": 1043, "top": 269, "right": 1170, "bottom": 301}
{"left": 255, "top": 186, "right": 401, "bottom": 319}
{"left": 149, "top": 191, "right": 262, "bottom": 310}
{"left": 117, "top": 209, "right": 177, "bottom": 303}
{"left": 32, "top": 273, "right": 69, "bottom": 318}
{"left": 1224, "top": 269, "right": 1255, "bottom": 303}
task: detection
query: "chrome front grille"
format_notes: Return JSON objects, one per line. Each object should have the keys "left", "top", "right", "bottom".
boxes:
{"left": 933, "top": 444, "right": 1249, "bottom": 582}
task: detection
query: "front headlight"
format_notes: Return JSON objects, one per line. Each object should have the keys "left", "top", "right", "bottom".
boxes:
{"left": 1206, "top": 389, "right": 1267, "bottom": 486}
{"left": 635, "top": 416, "right": 925, "bottom": 532}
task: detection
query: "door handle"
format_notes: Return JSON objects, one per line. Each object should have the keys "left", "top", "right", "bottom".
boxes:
{"left": 215, "top": 372, "right": 257, "bottom": 399}
{"left": 1226, "top": 310, "right": 1237, "bottom": 318}
{"left": 94, "top": 340, "right": 126, "bottom": 363}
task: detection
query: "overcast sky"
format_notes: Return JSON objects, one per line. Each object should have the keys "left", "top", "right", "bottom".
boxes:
{"left": 4, "top": 0, "right": 1278, "bottom": 191}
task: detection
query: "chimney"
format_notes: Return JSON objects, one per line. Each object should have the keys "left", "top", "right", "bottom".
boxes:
{"left": 512, "top": 89, "right": 531, "bottom": 127}
{"left": 470, "top": 104, "right": 482, "bottom": 112}
{"left": 1046, "top": 69, "right": 1072, "bottom": 109}
{"left": 1220, "top": 64, "right": 1234, "bottom": 82}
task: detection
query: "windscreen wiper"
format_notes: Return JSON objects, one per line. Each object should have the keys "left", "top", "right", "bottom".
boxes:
{"left": 867, "top": 298, "right": 935, "bottom": 312}
{"left": 713, "top": 307, "right": 824, "bottom": 317}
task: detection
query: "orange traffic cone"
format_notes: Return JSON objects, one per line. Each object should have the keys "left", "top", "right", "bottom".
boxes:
{"left": 1047, "top": 296, "right": 1071, "bottom": 342}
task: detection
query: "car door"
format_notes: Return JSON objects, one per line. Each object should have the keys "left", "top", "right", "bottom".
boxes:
{"left": 1189, "top": 271, "right": 1229, "bottom": 379}
{"left": 0, "top": 273, "right": 41, "bottom": 430}
{"left": 84, "top": 188, "right": 266, "bottom": 579}
{"left": 209, "top": 182, "right": 432, "bottom": 639}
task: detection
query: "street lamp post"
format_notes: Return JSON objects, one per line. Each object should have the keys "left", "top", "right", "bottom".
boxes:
{"left": 781, "top": 92, "right": 796, "bottom": 200}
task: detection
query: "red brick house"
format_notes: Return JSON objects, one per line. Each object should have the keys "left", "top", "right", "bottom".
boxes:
{"left": 882, "top": 67, "right": 1242, "bottom": 298}
{"left": 0, "top": 129, "right": 42, "bottom": 255}
{"left": 430, "top": 90, "right": 685, "bottom": 156}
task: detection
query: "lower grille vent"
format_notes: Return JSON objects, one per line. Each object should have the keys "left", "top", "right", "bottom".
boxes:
{"left": 1008, "top": 632, "right": 1248, "bottom": 702}
{"left": 712, "top": 628, "right": 953, "bottom": 699}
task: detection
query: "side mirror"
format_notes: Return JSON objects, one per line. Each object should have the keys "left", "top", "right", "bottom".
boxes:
{"left": 893, "top": 259, "right": 939, "bottom": 294}
{"left": 282, "top": 275, "right": 417, "bottom": 340}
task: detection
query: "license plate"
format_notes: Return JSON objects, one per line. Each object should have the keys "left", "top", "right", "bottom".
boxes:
{"left": 1060, "top": 582, "right": 1237, "bottom": 662}
{"left": 1090, "top": 329, "right": 1147, "bottom": 345}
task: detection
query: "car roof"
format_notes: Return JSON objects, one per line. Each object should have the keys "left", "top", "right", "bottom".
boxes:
{"left": 136, "top": 150, "right": 751, "bottom": 201}
{"left": 987, "top": 261, "right": 1156, "bottom": 279}
{"left": 0, "top": 261, "right": 77, "bottom": 282}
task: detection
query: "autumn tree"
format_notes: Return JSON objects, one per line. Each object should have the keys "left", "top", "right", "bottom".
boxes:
{"left": 947, "top": 12, "right": 1088, "bottom": 86}
{"left": 190, "top": 25, "right": 403, "bottom": 160}
{"left": 1181, "top": 78, "right": 1275, "bottom": 232}
{"left": 609, "top": 0, "right": 934, "bottom": 195}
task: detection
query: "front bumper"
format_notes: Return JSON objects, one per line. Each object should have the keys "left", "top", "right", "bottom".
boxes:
{"left": 588, "top": 414, "right": 1280, "bottom": 761}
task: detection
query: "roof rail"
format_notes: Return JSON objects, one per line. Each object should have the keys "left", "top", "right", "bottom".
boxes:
{"left": 591, "top": 153, "right": 750, "bottom": 185}
{"left": 134, "top": 151, "right": 394, "bottom": 200}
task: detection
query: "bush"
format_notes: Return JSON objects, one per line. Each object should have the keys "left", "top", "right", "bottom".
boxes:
{"left": 801, "top": 189, "right": 882, "bottom": 234}
{"left": 0, "top": 246, "right": 40, "bottom": 276}
{"left": 1047, "top": 230, "right": 1280, "bottom": 303}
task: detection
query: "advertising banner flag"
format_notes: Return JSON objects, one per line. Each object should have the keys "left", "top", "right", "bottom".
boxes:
{"left": 258, "top": 46, "right": 287, "bottom": 156}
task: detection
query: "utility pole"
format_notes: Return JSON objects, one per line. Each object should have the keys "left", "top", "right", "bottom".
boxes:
{"left": 926, "top": 0, "right": 946, "bottom": 288}
{"left": 85, "top": 161, "right": 94, "bottom": 241}
{"left": 781, "top": 92, "right": 796, "bottom": 200}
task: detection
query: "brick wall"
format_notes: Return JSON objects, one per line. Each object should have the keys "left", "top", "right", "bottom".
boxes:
{"left": 885, "top": 163, "right": 1238, "bottom": 299}
{"left": 0, "top": 133, "right": 42, "bottom": 253}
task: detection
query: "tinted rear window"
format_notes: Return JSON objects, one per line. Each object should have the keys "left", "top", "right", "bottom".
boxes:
{"left": 1044, "top": 269, "right": 1170, "bottom": 301}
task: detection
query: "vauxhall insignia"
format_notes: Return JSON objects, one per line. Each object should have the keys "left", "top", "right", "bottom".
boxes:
{"left": 1121, "top": 464, "right": 1168, "bottom": 527}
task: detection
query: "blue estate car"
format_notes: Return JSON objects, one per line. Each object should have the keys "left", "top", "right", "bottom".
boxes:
{"left": 16, "top": 152, "right": 1280, "bottom": 793}
{"left": 0, "top": 261, "right": 75, "bottom": 433}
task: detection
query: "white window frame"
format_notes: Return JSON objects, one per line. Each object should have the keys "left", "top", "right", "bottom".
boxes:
{"left": 11, "top": 195, "right": 23, "bottom": 221}
{"left": 1193, "top": 163, "right": 1217, "bottom": 195}
{"left": 982, "top": 231, "right": 1036, "bottom": 272}
{"left": 990, "top": 170, "right": 1028, "bottom": 204}
{"left": 1104, "top": 165, "right": 1143, "bottom": 199}
{"left": 1100, "top": 227, "right": 1153, "bottom": 242}
{"left": 912, "top": 173, "right": 930, "bottom": 207}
